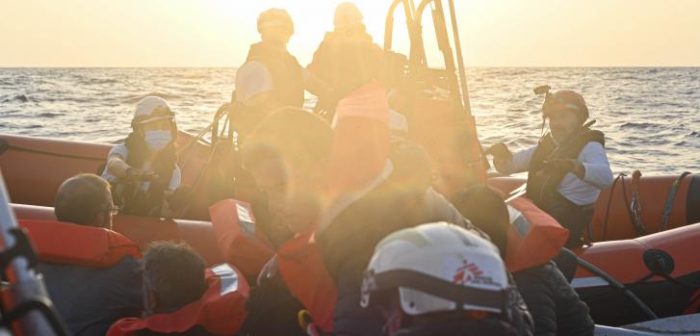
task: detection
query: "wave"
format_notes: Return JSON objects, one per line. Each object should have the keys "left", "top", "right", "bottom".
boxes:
{"left": 37, "top": 112, "right": 64, "bottom": 118}
{"left": 2, "top": 94, "right": 32, "bottom": 103}
{"left": 619, "top": 122, "right": 663, "bottom": 130}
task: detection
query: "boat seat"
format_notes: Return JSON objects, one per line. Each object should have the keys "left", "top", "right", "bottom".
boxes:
{"left": 11, "top": 204, "right": 224, "bottom": 265}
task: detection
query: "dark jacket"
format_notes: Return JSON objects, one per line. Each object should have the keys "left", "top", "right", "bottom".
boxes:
{"left": 39, "top": 256, "right": 143, "bottom": 336}
{"left": 317, "top": 177, "right": 531, "bottom": 335}
{"left": 308, "top": 27, "right": 384, "bottom": 102}
{"left": 513, "top": 262, "right": 594, "bottom": 336}
{"left": 246, "top": 42, "right": 305, "bottom": 108}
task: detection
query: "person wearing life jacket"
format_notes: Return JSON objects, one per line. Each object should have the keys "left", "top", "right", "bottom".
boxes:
{"left": 307, "top": 2, "right": 385, "bottom": 112}
{"left": 242, "top": 8, "right": 331, "bottom": 110}
{"left": 361, "top": 222, "right": 534, "bottom": 336}
{"left": 488, "top": 88, "right": 614, "bottom": 246}
{"left": 242, "top": 108, "right": 485, "bottom": 336}
{"left": 109, "top": 241, "right": 249, "bottom": 336}
{"left": 34, "top": 174, "right": 142, "bottom": 336}
{"left": 238, "top": 256, "right": 309, "bottom": 336}
{"left": 456, "top": 185, "right": 594, "bottom": 336}
{"left": 101, "top": 96, "right": 185, "bottom": 217}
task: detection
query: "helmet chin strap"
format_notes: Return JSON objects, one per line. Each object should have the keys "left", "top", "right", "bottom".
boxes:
{"left": 382, "top": 306, "right": 403, "bottom": 336}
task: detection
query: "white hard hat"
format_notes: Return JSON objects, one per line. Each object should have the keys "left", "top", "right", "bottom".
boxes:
{"left": 132, "top": 96, "right": 174, "bottom": 126}
{"left": 235, "top": 61, "right": 274, "bottom": 107}
{"left": 361, "top": 222, "right": 509, "bottom": 315}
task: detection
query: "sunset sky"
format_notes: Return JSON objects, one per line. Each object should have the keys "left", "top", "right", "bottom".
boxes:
{"left": 1, "top": 0, "right": 699, "bottom": 67}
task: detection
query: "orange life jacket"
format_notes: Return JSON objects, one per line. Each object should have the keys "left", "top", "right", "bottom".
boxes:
{"left": 18, "top": 219, "right": 141, "bottom": 267}
{"left": 209, "top": 199, "right": 275, "bottom": 278}
{"left": 107, "top": 263, "right": 249, "bottom": 336}
{"left": 505, "top": 197, "right": 569, "bottom": 272}
{"left": 277, "top": 229, "right": 337, "bottom": 332}
{"left": 328, "top": 81, "right": 390, "bottom": 198}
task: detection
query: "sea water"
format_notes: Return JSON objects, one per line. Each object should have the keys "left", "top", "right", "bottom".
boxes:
{"left": 1, "top": 67, "right": 698, "bottom": 175}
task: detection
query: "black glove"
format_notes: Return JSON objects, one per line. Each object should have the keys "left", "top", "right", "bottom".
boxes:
{"left": 485, "top": 143, "right": 512, "bottom": 162}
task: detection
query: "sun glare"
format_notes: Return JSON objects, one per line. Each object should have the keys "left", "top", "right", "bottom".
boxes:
{"left": 195, "top": 0, "right": 411, "bottom": 65}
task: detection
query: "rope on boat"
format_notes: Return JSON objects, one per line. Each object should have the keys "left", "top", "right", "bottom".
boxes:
{"left": 661, "top": 172, "right": 692, "bottom": 231}
{"left": 560, "top": 248, "right": 659, "bottom": 320}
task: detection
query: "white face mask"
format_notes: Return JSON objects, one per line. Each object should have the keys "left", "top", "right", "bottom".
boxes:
{"left": 144, "top": 130, "right": 172, "bottom": 151}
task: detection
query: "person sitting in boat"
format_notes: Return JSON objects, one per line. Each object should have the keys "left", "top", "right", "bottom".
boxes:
{"left": 242, "top": 108, "right": 488, "bottom": 335}
{"left": 488, "top": 87, "right": 614, "bottom": 246}
{"left": 109, "top": 242, "right": 250, "bottom": 335}
{"left": 141, "top": 242, "right": 208, "bottom": 334}
{"left": 38, "top": 174, "right": 142, "bottom": 336}
{"left": 456, "top": 185, "right": 595, "bottom": 336}
{"left": 54, "top": 173, "right": 117, "bottom": 230}
{"left": 242, "top": 8, "right": 331, "bottom": 110}
{"left": 101, "top": 96, "right": 183, "bottom": 217}
{"left": 361, "top": 222, "right": 534, "bottom": 336}
{"left": 307, "top": 2, "right": 384, "bottom": 112}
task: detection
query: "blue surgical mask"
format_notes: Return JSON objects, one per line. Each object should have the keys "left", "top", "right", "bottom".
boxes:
{"left": 144, "top": 130, "right": 172, "bottom": 151}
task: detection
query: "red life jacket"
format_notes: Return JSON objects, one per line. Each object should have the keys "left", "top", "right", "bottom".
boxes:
{"left": 18, "top": 219, "right": 141, "bottom": 267}
{"left": 277, "top": 230, "right": 337, "bottom": 332}
{"left": 209, "top": 199, "right": 275, "bottom": 278}
{"left": 505, "top": 197, "right": 569, "bottom": 272}
{"left": 108, "top": 263, "right": 249, "bottom": 336}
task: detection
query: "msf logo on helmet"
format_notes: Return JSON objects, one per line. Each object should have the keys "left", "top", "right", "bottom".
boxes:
{"left": 452, "top": 259, "right": 484, "bottom": 285}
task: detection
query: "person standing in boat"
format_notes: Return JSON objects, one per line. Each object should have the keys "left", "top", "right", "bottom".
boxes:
{"left": 242, "top": 8, "right": 331, "bottom": 110}
{"left": 307, "top": 2, "right": 385, "bottom": 113}
{"left": 101, "top": 96, "right": 182, "bottom": 217}
{"left": 488, "top": 88, "right": 614, "bottom": 247}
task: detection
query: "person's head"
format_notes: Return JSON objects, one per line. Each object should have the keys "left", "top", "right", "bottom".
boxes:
{"left": 334, "top": 2, "right": 363, "bottom": 32}
{"left": 543, "top": 90, "right": 588, "bottom": 143}
{"left": 257, "top": 8, "right": 294, "bottom": 47}
{"left": 242, "top": 108, "right": 333, "bottom": 233}
{"left": 361, "top": 222, "right": 511, "bottom": 335}
{"left": 452, "top": 185, "right": 510, "bottom": 256}
{"left": 388, "top": 138, "right": 433, "bottom": 196}
{"left": 233, "top": 61, "right": 283, "bottom": 141}
{"left": 54, "top": 174, "right": 116, "bottom": 229}
{"left": 131, "top": 96, "right": 177, "bottom": 152}
{"left": 143, "top": 241, "right": 207, "bottom": 315}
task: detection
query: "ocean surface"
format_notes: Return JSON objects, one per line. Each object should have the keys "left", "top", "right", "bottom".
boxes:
{"left": 1, "top": 67, "right": 698, "bottom": 175}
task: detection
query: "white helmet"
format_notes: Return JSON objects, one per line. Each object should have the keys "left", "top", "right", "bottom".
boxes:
{"left": 235, "top": 61, "right": 274, "bottom": 107}
{"left": 361, "top": 222, "right": 509, "bottom": 315}
{"left": 132, "top": 96, "right": 174, "bottom": 126}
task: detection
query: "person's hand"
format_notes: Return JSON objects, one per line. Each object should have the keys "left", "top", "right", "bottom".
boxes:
{"left": 485, "top": 143, "right": 512, "bottom": 160}
{"left": 485, "top": 143, "right": 513, "bottom": 174}
{"left": 540, "top": 159, "right": 585, "bottom": 178}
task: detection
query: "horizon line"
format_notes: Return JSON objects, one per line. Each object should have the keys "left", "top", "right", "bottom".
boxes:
{"left": 2, "top": 65, "right": 700, "bottom": 69}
